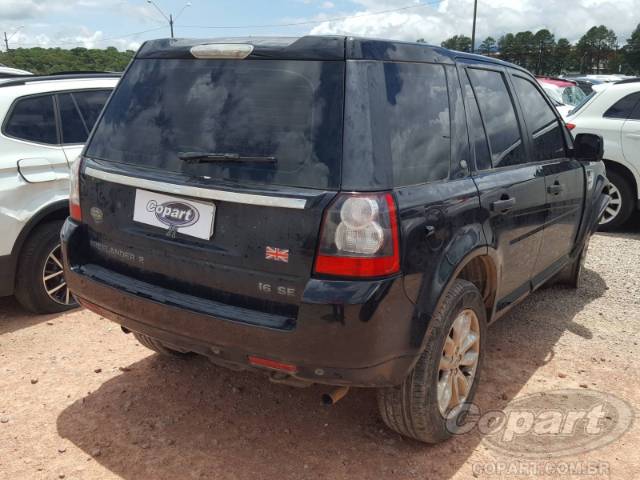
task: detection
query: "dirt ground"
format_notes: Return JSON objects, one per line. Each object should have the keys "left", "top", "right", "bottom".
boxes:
{"left": 1, "top": 225, "right": 639, "bottom": 480}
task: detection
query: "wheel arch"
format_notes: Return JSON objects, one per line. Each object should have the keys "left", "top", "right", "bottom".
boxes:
{"left": 5, "top": 200, "right": 69, "bottom": 295}
{"left": 603, "top": 159, "right": 638, "bottom": 202}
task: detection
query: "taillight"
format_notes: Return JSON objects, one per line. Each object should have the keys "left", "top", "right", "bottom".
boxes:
{"left": 566, "top": 123, "right": 576, "bottom": 131}
{"left": 69, "top": 155, "right": 83, "bottom": 222}
{"left": 314, "top": 192, "right": 400, "bottom": 278}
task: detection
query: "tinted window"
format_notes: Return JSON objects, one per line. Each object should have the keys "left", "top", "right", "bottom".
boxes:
{"left": 461, "top": 73, "right": 492, "bottom": 170}
{"left": 87, "top": 59, "right": 344, "bottom": 190}
{"left": 512, "top": 76, "right": 565, "bottom": 161}
{"left": 604, "top": 93, "right": 640, "bottom": 119}
{"left": 384, "top": 62, "right": 450, "bottom": 186}
{"left": 4, "top": 95, "right": 57, "bottom": 144}
{"left": 58, "top": 90, "right": 111, "bottom": 144}
{"left": 58, "top": 93, "right": 88, "bottom": 144}
{"left": 467, "top": 68, "right": 526, "bottom": 168}
{"left": 73, "top": 90, "right": 111, "bottom": 128}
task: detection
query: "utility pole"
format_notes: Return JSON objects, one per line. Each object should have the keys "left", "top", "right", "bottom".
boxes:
{"left": 471, "top": 0, "right": 478, "bottom": 53}
{"left": 3, "top": 26, "right": 24, "bottom": 52}
{"left": 147, "top": 1, "right": 190, "bottom": 39}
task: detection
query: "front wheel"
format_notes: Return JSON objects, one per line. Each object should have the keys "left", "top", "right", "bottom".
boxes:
{"left": 377, "top": 279, "right": 487, "bottom": 443}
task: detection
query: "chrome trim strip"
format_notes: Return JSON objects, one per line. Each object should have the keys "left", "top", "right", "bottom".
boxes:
{"left": 84, "top": 167, "right": 307, "bottom": 209}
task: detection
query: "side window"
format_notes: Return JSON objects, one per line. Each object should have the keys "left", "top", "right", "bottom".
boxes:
{"left": 3, "top": 95, "right": 57, "bottom": 144}
{"left": 604, "top": 93, "right": 640, "bottom": 119}
{"left": 73, "top": 90, "right": 111, "bottom": 129}
{"left": 467, "top": 68, "right": 526, "bottom": 168}
{"left": 631, "top": 98, "right": 640, "bottom": 121}
{"left": 383, "top": 62, "right": 450, "bottom": 186}
{"left": 460, "top": 71, "right": 492, "bottom": 170}
{"left": 58, "top": 93, "right": 88, "bottom": 144}
{"left": 511, "top": 75, "right": 566, "bottom": 162}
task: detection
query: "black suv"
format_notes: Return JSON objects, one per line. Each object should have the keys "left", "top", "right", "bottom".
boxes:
{"left": 62, "top": 36, "right": 608, "bottom": 443}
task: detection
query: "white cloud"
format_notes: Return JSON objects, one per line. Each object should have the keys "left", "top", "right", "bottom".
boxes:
{"left": 310, "top": 0, "right": 640, "bottom": 45}
{"left": 322, "top": 1, "right": 336, "bottom": 8}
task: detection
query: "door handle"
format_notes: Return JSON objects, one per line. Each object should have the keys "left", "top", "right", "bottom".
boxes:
{"left": 547, "top": 182, "right": 564, "bottom": 195}
{"left": 626, "top": 133, "right": 640, "bottom": 139}
{"left": 490, "top": 196, "right": 516, "bottom": 213}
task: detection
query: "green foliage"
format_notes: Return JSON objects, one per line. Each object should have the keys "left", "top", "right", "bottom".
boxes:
{"left": 440, "top": 23, "right": 640, "bottom": 75}
{"left": 0, "top": 46, "right": 135, "bottom": 75}
{"left": 441, "top": 35, "right": 472, "bottom": 52}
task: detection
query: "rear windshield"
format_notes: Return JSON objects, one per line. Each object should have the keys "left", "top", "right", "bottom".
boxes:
{"left": 86, "top": 59, "right": 344, "bottom": 190}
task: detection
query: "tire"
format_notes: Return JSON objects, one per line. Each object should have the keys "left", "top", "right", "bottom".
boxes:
{"left": 133, "top": 332, "right": 187, "bottom": 357}
{"left": 14, "top": 221, "right": 78, "bottom": 314}
{"left": 377, "top": 279, "right": 487, "bottom": 443}
{"left": 554, "top": 236, "right": 590, "bottom": 289}
{"left": 599, "top": 170, "right": 634, "bottom": 230}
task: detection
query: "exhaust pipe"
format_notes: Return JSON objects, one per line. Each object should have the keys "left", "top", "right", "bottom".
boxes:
{"left": 322, "top": 386, "right": 350, "bottom": 406}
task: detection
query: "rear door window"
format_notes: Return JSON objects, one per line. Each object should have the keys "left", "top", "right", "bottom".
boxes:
{"left": 511, "top": 75, "right": 566, "bottom": 161}
{"left": 86, "top": 59, "right": 344, "bottom": 190}
{"left": 58, "top": 90, "right": 112, "bottom": 144}
{"left": 3, "top": 94, "right": 57, "bottom": 144}
{"left": 604, "top": 93, "right": 640, "bottom": 119}
{"left": 383, "top": 62, "right": 451, "bottom": 186}
{"left": 460, "top": 71, "right": 492, "bottom": 170}
{"left": 467, "top": 68, "right": 526, "bottom": 168}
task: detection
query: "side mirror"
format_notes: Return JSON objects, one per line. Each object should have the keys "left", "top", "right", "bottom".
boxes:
{"left": 573, "top": 133, "right": 603, "bottom": 162}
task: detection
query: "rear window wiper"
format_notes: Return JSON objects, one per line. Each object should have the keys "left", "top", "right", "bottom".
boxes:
{"left": 178, "top": 152, "right": 277, "bottom": 164}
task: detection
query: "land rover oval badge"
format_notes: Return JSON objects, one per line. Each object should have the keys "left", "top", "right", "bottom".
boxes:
{"left": 90, "top": 206, "right": 104, "bottom": 223}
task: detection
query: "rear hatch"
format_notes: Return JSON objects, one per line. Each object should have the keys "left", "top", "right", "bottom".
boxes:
{"left": 78, "top": 45, "right": 345, "bottom": 328}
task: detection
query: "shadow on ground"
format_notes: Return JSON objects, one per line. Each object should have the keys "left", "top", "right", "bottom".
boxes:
{"left": 0, "top": 296, "right": 73, "bottom": 335}
{"left": 56, "top": 268, "right": 607, "bottom": 479}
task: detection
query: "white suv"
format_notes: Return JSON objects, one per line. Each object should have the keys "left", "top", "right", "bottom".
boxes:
{"left": 567, "top": 79, "right": 640, "bottom": 228}
{"left": 0, "top": 73, "right": 119, "bottom": 313}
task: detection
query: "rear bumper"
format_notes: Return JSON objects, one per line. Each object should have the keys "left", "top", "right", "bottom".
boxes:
{"left": 61, "top": 219, "right": 421, "bottom": 387}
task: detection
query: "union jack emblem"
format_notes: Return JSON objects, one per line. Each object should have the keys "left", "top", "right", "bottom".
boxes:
{"left": 265, "top": 246, "right": 289, "bottom": 263}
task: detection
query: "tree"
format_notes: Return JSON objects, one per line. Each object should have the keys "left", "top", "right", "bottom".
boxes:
{"left": 533, "top": 29, "right": 555, "bottom": 75}
{"left": 624, "top": 23, "right": 640, "bottom": 73}
{"left": 479, "top": 36, "right": 496, "bottom": 55}
{"left": 552, "top": 38, "right": 573, "bottom": 74}
{"left": 576, "top": 25, "right": 618, "bottom": 73}
{"left": 441, "top": 35, "right": 472, "bottom": 52}
{"left": 416, "top": 38, "right": 426, "bottom": 43}
{"left": 0, "top": 46, "right": 135, "bottom": 74}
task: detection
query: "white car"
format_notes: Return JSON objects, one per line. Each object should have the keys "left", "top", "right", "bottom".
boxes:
{"left": 567, "top": 79, "right": 640, "bottom": 228}
{"left": 0, "top": 73, "right": 119, "bottom": 313}
{"left": 0, "top": 65, "right": 33, "bottom": 77}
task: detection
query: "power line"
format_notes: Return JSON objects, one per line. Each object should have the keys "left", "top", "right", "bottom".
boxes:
{"left": 178, "top": 0, "right": 442, "bottom": 30}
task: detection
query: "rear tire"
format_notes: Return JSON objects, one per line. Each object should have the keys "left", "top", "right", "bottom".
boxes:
{"left": 554, "top": 236, "right": 590, "bottom": 289}
{"left": 376, "top": 279, "right": 487, "bottom": 443}
{"left": 14, "top": 221, "right": 78, "bottom": 314}
{"left": 599, "top": 170, "right": 634, "bottom": 230}
{"left": 133, "top": 332, "right": 187, "bottom": 357}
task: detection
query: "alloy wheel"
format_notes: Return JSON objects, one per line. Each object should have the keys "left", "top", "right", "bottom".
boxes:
{"left": 600, "top": 183, "right": 622, "bottom": 225}
{"left": 42, "top": 244, "right": 76, "bottom": 306}
{"left": 437, "top": 309, "right": 481, "bottom": 417}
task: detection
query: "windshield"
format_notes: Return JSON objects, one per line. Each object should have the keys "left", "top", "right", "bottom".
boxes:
{"left": 86, "top": 58, "right": 345, "bottom": 190}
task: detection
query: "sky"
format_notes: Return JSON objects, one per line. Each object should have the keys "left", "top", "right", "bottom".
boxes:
{"left": 1, "top": 0, "right": 639, "bottom": 52}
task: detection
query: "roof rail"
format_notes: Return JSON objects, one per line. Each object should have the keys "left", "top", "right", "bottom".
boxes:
{"left": 614, "top": 77, "right": 640, "bottom": 85}
{"left": 0, "top": 72, "right": 121, "bottom": 88}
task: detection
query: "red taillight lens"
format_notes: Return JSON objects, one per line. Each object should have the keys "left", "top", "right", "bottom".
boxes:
{"left": 314, "top": 192, "right": 400, "bottom": 278}
{"left": 69, "top": 156, "right": 83, "bottom": 222}
{"left": 565, "top": 123, "right": 576, "bottom": 131}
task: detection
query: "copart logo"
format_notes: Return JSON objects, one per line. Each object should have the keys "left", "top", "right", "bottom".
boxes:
{"left": 447, "top": 389, "right": 633, "bottom": 459}
{"left": 146, "top": 200, "right": 200, "bottom": 228}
